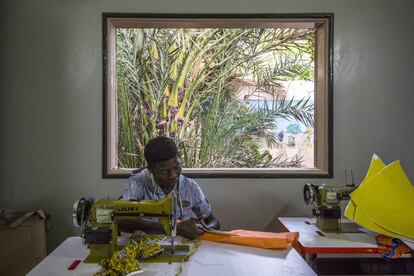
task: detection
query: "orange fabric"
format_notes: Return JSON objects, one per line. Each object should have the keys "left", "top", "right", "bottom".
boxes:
{"left": 376, "top": 234, "right": 394, "bottom": 246}
{"left": 375, "top": 234, "right": 412, "bottom": 259}
{"left": 200, "top": 230, "right": 299, "bottom": 249}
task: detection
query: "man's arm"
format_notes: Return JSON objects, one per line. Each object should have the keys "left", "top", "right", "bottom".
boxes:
{"left": 118, "top": 219, "right": 165, "bottom": 234}
{"left": 118, "top": 218, "right": 204, "bottom": 240}
{"left": 202, "top": 212, "right": 220, "bottom": 230}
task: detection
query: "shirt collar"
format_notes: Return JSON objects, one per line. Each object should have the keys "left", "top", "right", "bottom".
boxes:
{"left": 143, "top": 168, "right": 182, "bottom": 196}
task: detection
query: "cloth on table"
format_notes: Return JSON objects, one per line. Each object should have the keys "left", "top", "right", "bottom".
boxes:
{"left": 376, "top": 235, "right": 412, "bottom": 259}
{"left": 200, "top": 229, "right": 298, "bottom": 249}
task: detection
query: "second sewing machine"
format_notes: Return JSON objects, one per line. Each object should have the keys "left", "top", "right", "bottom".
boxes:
{"left": 303, "top": 170, "right": 358, "bottom": 232}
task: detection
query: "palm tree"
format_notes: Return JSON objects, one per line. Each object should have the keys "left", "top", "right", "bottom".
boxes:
{"left": 116, "top": 27, "right": 315, "bottom": 168}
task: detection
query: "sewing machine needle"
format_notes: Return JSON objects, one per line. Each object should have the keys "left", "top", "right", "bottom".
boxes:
{"left": 171, "top": 236, "right": 175, "bottom": 254}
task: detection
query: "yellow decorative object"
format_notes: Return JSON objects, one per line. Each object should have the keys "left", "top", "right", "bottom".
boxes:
{"left": 130, "top": 231, "right": 165, "bottom": 259}
{"left": 94, "top": 241, "right": 143, "bottom": 276}
{"left": 345, "top": 154, "right": 414, "bottom": 240}
{"left": 94, "top": 231, "right": 197, "bottom": 275}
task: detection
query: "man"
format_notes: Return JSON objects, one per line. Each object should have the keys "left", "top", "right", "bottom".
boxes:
{"left": 119, "top": 136, "right": 220, "bottom": 240}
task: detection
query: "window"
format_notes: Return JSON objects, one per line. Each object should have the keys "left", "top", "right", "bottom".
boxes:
{"left": 103, "top": 13, "right": 333, "bottom": 178}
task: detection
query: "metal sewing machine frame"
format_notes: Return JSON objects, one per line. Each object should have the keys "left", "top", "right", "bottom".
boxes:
{"left": 303, "top": 169, "right": 358, "bottom": 232}
{"left": 73, "top": 194, "right": 190, "bottom": 263}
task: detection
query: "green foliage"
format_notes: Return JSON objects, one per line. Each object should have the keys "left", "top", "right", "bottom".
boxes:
{"left": 116, "top": 27, "right": 315, "bottom": 168}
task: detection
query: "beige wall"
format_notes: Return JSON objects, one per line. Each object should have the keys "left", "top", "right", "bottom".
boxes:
{"left": 1, "top": 0, "right": 414, "bottom": 251}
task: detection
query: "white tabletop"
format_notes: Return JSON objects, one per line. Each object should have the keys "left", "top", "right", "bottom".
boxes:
{"left": 28, "top": 236, "right": 316, "bottom": 276}
{"left": 279, "top": 217, "right": 378, "bottom": 254}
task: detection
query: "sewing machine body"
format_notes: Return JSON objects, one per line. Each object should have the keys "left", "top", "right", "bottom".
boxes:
{"left": 73, "top": 195, "right": 190, "bottom": 263}
{"left": 304, "top": 183, "right": 357, "bottom": 232}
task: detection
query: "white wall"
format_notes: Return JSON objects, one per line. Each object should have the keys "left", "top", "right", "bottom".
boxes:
{"left": 1, "top": 0, "right": 414, "bottom": 251}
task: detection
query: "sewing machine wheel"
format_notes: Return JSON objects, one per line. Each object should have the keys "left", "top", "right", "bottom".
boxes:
{"left": 303, "top": 183, "right": 317, "bottom": 205}
{"left": 72, "top": 197, "right": 91, "bottom": 227}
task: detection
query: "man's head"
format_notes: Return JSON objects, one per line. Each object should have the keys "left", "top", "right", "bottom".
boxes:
{"left": 144, "top": 136, "right": 182, "bottom": 190}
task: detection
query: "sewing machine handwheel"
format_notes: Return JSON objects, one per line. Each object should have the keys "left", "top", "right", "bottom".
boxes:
{"left": 72, "top": 197, "right": 91, "bottom": 227}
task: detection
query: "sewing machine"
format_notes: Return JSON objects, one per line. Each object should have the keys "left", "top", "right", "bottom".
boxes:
{"left": 303, "top": 171, "right": 358, "bottom": 232}
{"left": 72, "top": 194, "right": 190, "bottom": 263}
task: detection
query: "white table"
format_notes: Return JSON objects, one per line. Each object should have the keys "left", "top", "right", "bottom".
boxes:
{"left": 28, "top": 236, "right": 316, "bottom": 276}
{"left": 279, "top": 217, "right": 414, "bottom": 275}
{"left": 279, "top": 217, "right": 379, "bottom": 255}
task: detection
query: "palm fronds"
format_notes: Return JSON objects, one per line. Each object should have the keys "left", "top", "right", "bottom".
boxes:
{"left": 116, "top": 27, "right": 316, "bottom": 168}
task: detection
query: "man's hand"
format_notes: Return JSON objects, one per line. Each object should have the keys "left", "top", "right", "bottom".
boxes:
{"left": 177, "top": 218, "right": 204, "bottom": 240}
{"left": 201, "top": 213, "right": 220, "bottom": 230}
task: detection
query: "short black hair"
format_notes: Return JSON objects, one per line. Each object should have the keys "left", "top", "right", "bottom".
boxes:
{"left": 144, "top": 136, "right": 179, "bottom": 169}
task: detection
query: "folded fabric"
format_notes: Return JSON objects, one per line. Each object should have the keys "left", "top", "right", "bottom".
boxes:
{"left": 361, "top": 153, "right": 386, "bottom": 184}
{"left": 344, "top": 154, "right": 385, "bottom": 223}
{"left": 345, "top": 156, "right": 411, "bottom": 240}
{"left": 351, "top": 161, "right": 414, "bottom": 238}
{"left": 351, "top": 202, "right": 411, "bottom": 240}
{"left": 376, "top": 235, "right": 412, "bottom": 259}
{"left": 200, "top": 230, "right": 298, "bottom": 249}
{"left": 345, "top": 154, "right": 414, "bottom": 240}
{"left": 345, "top": 155, "right": 385, "bottom": 233}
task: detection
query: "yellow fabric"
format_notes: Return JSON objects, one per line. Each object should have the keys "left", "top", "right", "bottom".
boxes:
{"left": 200, "top": 230, "right": 298, "bottom": 249}
{"left": 95, "top": 241, "right": 142, "bottom": 276}
{"left": 350, "top": 202, "right": 411, "bottom": 240}
{"left": 351, "top": 161, "right": 414, "bottom": 238}
{"left": 344, "top": 154, "right": 385, "bottom": 233}
{"left": 360, "top": 154, "right": 386, "bottom": 184}
{"left": 344, "top": 199, "right": 357, "bottom": 220}
{"left": 344, "top": 154, "right": 385, "bottom": 226}
{"left": 345, "top": 155, "right": 414, "bottom": 240}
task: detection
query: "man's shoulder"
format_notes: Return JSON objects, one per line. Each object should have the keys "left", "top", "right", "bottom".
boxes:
{"left": 180, "top": 175, "right": 200, "bottom": 189}
{"left": 129, "top": 168, "right": 150, "bottom": 184}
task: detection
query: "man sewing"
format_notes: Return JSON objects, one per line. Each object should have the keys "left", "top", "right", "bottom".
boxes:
{"left": 119, "top": 136, "right": 220, "bottom": 240}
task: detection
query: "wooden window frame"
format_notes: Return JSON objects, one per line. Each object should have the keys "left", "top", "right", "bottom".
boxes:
{"left": 102, "top": 13, "right": 333, "bottom": 178}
